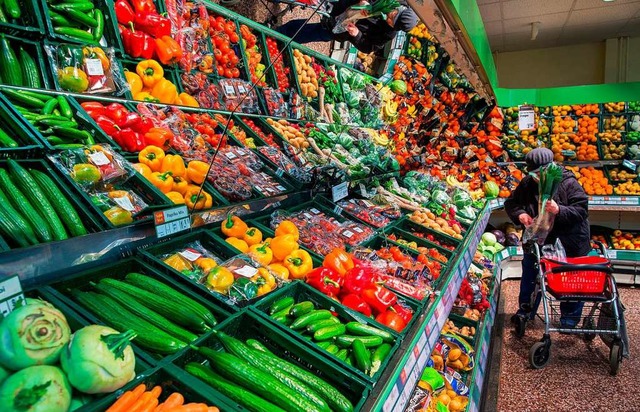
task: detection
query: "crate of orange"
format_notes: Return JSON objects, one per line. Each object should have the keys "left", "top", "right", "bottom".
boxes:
{"left": 566, "top": 166, "right": 613, "bottom": 196}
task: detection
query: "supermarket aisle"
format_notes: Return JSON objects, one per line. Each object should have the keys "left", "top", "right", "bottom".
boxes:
{"left": 493, "top": 280, "right": 640, "bottom": 412}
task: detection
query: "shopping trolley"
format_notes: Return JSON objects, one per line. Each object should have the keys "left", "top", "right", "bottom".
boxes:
{"left": 514, "top": 241, "right": 629, "bottom": 375}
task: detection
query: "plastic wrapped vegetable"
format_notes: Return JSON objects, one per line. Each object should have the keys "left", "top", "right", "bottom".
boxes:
{"left": 0, "top": 365, "right": 71, "bottom": 412}
{"left": 60, "top": 325, "right": 136, "bottom": 394}
{"left": 431, "top": 189, "right": 451, "bottom": 206}
{"left": 452, "top": 189, "right": 472, "bottom": 208}
{"left": 0, "top": 299, "right": 71, "bottom": 370}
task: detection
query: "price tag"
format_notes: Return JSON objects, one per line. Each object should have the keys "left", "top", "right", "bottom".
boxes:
{"left": 518, "top": 105, "right": 535, "bottom": 131}
{"left": 333, "top": 205, "right": 343, "bottom": 215}
{"left": 235, "top": 265, "right": 258, "bottom": 278}
{"left": 0, "top": 275, "right": 25, "bottom": 317}
{"left": 606, "top": 250, "right": 617, "bottom": 259}
{"left": 223, "top": 84, "right": 236, "bottom": 95}
{"left": 310, "top": 208, "right": 321, "bottom": 214}
{"left": 275, "top": 185, "right": 286, "bottom": 191}
{"left": 238, "top": 85, "right": 247, "bottom": 94}
{"left": 343, "top": 230, "right": 354, "bottom": 238}
{"left": 154, "top": 206, "right": 190, "bottom": 239}
{"left": 89, "top": 151, "right": 110, "bottom": 166}
{"left": 85, "top": 58, "right": 104, "bottom": 76}
{"left": 622, "top": 159, "right": 638, "bottom": 173}
{"left": 331, "top": 181, "right": 348, "bottom": 202}
{"left": 254, "top": 185, "right": 263, "bottom": 193}
{"left": 155, "top": 217, "right": 190, "bottom": 239}
{"left": 225, "top": 152, "right": 237, "bottom": 159}
{"left": 353, "top": 226, "right": 364, "bottom": 233}
{"left": 179, "top": 248, "right": 202, "bottom": 262}
{"left": 275, "top": 168, "right": 285, "bottom": 177}
{"left": 113, "top": 195, "right": 135, "bottom": 212}
{"left": 303, "top": 212, "right": 313, "bottom": 219}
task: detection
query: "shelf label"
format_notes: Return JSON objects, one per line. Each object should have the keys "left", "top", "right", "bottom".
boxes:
{"left": 606, "top": 250, "right": 618, "bottom": 260}
{"left": 518, "top": 105, "right": 535, "bottom": 131}
{"left": 155, "top": 206, "right": 190, "bottom": 239}
{"left": 331, "top": 181, "right": 348, "bottom": 202}
{"left": 622, "top": 159, "right": 638, "bottom": 173}
{"left": 0, "top": 275, "right": 24, "bottom": 317}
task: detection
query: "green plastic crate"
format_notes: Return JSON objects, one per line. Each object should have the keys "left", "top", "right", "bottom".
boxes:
{"left": 0, "top": 97, "right": 43, "bottom": 158}
{"left": 170, "top": 310, "right": 371, "bottom": 410}
{"left": 0, "top": 33, "right": 52, "bottom": 89}
{"left": 391, "top": 216, "right": 462, "bottom": 251}
{"left": 42, "top": 256, "right": 230, "bottom": 365}
{"left": 251, "top": 281, "right": 403, "bottom": 385}
{"left": 0, "top": 0, "right": 45, "bottom": 35}
{"left": 379, "top": 226, "right": 454, "bottom": 262}
{"left": 446, "top": 313, "right": 479, "bottom": 347}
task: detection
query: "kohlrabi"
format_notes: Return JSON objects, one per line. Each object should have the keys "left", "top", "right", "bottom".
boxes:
{"left": 0, "top": 365, "right": 71, "bottom": 412}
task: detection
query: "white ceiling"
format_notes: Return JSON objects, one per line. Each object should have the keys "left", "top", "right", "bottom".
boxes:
{"left": 478, "top": 0, "right": 640, "bottom": 52}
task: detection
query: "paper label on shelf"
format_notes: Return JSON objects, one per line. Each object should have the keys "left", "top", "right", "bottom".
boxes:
{"left": 303, "top": 212, "right": 313, "bottom": 219}
{"left": 235, "top": 265, "right": 258, "bottom": 278}
{"left": 0, "top": 276, "right": 24, "bottom": 317}
{"left": 383, "top": 386, "right": 399, "bottom": 412}
{"left": 333, "top": 205, "right": 343, "bottom": 215}
{"left": 225, "top": 152, "right": 237, "bottom": 159}
{"left": 342, "top": 230, "right": 354, "bottom": 239}
{"left": 223, "top": 84, "right": 236, "bottom": 95}
{"left": 85, "top": 59, "right": 104, "bottom": 76}
{"left": 113, "top": 195, "right": 135, "bottom": 212}
{"left": 155, "top": 217, "right": 190, "bottom": 239}
{"left": 353, "top": 226, "right": 364, "bottom": 233}
{"left": 622, "top": 159, "right": 638, "bottom": 172}
{"left": 332, "top": 181, "right": 348, "bottom": 202}
{"left": 518, "top": 105, "right": 535, "bottom": 131}
{"left": 606, "top": 250, "right": 618, "bottom": 259}
{"left": 310, "top": 208, "right": 321, "bottom": 215}
{"left": 88, "top": 151, "right": 110, "bottom": 166}
{"left": 276, "top": 168, "right": 285, "bottom": 177}
{"left": 179, "top": 248, "right": 202, "bottom": 262}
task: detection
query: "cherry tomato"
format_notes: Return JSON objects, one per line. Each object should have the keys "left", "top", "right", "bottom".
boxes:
{"left": 231, "top": 67, "right": 240, "bottom": 78}
{"left": 225, "top": 21, "right": 236, "bottom": 35}
{"left": 219, "top": 42, "right": 231, "bottom": 54}
{"left": 213, "top": 48, "right": 222, "bottom": 60}
{"left": 216, "top": 65, "right": 225, "bottom": 75}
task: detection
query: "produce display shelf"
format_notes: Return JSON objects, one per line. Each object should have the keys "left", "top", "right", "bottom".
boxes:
{"left": 362, "top": 204, "right": 490, "bottom": 412}
{"left": 495, "top": 244, "right": 640, "bottom": 264}
{"left": 488, "top": 196, "right": 640, "bottom": 212}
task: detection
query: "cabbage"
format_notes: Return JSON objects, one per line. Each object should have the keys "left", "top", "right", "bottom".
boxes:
{"left": 61, "top": 325, "right": 136, "bottom": 394}
{"left": 432, "top": 190, "right": 451, "bottom": 206}
{"left": 0, "top": 365, "right": 71, "bottom": 412}
{"left": 452, "top": 189, "right": 472, "bottom": 208}
{"left": 481, "top": 232, "right": 497, "bottom": 246}
{"left": 491, "top": 230, "right": 506, "bottom": 244}
{"left": 457, "top": 205, "right": 476, "bottom": 220}
{"left": 0, "top": 299, "right": 71, "bottom": 370}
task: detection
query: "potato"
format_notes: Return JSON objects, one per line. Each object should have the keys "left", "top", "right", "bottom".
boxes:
{"left": 447, "top": 348, "right": 462, "bottom": 361}
{"left": 303, "top": 55, "right": 312, "bottom": 63}
{"left": 448, "top": 359, "right": 464, "bottom": 370}
{"left": 310, "top": 90, "right": 318, "bottom": 98}
{"left": 437, "top": 393, "right": 451, "bottom": 405}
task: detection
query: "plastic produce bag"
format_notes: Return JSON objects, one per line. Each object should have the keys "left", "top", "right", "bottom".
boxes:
{"left": 541, "top": 238, "right": 566, "bottom": 261}
{"left": 160, "top": 241, "right": 220, "bottom": 282}
{"left": 332, "top": 5, "right": 369, "bottom": 34}
{"left": 49, "top": 144, "right": 132, "bottom": 188}
{"left": 90, "top": 189, "right": 149, "bottom": 225}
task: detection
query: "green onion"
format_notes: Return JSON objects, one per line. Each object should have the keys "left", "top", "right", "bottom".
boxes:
{"left": 369, "top": 0, "right": 401, "bottom": 16}
{"left": 539, "top": 162, "right": 563, "bottom": 210}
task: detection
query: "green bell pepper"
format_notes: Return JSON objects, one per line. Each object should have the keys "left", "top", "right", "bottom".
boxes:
{"left": 228, "top": 277, "right": 258, "bottom": 301}
{"left": 57, "top": 45, "right": 85, "bottom": 68}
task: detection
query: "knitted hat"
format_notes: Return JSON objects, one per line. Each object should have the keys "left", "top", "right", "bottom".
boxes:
{"left": 393, "top": 6, "right": 418, "bottom": 32}
{"left": 525, "top": 148, "right": 554, "bottom": 172}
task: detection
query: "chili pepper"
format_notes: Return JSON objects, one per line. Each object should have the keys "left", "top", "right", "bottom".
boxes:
{"left": 134, "top": 12, "right": 171, "bottom": 38}
{"left": 323, "top": 248, "right": 354, "bottom": 276}
{"left": 124, "top": 71, "right": 143, "bottom": 95}
{"left": 267, "top": 263, "right": 289, "bottom": 280}
{"left": 343, "top": 266, "right": 375, "bottom": 295}
{"left": 341, "top": 293, "right": 372, "bottom": 317}
{"left": 58, "top": 67, "right": 89, "bottom": 92}
{"left": 131, "top": 0, "right": 156, "bottom": 13}
{"left": 362, "top": 286, "right": 398, "bottom": 315}
{"left": 186, "top": 160, "right": 208, "bottom": 184}
{"left": 165, "top": 191, "right": 185, "bottom": 204}
{"left": 229, "top": 277, "right": 259, "bottom": 301}
{"left": 220, "top": 215, "right": 248, "bottom": 238}
{"left": 284, "top": 249, "right": 313, "bottom": 280}
{"left": 149, "top": 171, "right": 174, "bottom": 193}
{"left": 243, "top": 227, "right": 262, "bottom": 246}
{"left": 205, "top": 266, "right": 234, "bottom": 294}
{"left": 136, "top": 59, "right": 164, "bottom": 88}
{"left": 275, "top": 220, "right": 299, "bottom": 242}
{"left": 375, "top": 311, "right": 406, "bottom": 332}
{"left": 144, "top": 127, "right": 172, "bottom": 149}
{"left": 118, "top": 128, "right": 145, "bottom": 152}
{"left": 248, "top": 243, "right": 273, "bottom": 266}
{"left": 269, "top": 234, "right": 299, "bottom": 262}
{"left": 138, "top": 145, "right": 165, "bottom": 171}
{"left": 195, "top": 257, "right": 217, "bottom": 274}
{"left": 391, "top": 303, "right": 413, "bottom": 324}
{"left": 151, "top": 78, "right": 178, "bottom": 104}
{"left": 161, "top": 154, "right": 185, "bottom": 178}
{"left": 114, "top": 0, "right": 135, "bottom": 25}
{"left": 104, "top": 103, "right": 129, "bottom": 126}
{"left": 306, "top": 267, "right": 342, "bottom": 296}
{"left": 184, "top": 187, "right": 212, "bottom": 210}
{"left": 133, "top": 91, "right": 160, "bottom": 103}
{"left": 71, "top": 163, "right": 101, "bottom": 184}
{"left": 104, "top": 206, "right": 134, "bottom": 226}
{"left": 252, "top": 268, "right": 276, "bottom": 296}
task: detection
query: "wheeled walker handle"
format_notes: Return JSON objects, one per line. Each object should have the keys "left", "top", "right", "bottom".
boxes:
{"left": 548, "top": 263, "right": 613, "bottom": 274}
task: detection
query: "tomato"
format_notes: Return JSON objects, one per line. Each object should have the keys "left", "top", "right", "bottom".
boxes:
{"left": 224, "top": 68, "right": 234, "bottom": 78}
{"left": 214, "top": 36, "right": 225, "bottom": 48}
{"left": 229, "top": 54, "right": 239, "bottom": 66}
{"left": 231, "top": 67, "right": 240, "bottom": 78}
{"left": 229, "top": 33, "right": 239, "bottom": 44}
{"left": 225, "top": 21, "right": 235, "bottom": 34}
{"left": 213, "top": 21, "right": 224, "bottom": 32}
{"left": 219, "top": 42, "right": 231, "bottom": 54}
{"left": 213, "top": 48, "right": 222, "bottom": 60}
{"left": 216, "top": 65, "right": 225, "bottom": 75}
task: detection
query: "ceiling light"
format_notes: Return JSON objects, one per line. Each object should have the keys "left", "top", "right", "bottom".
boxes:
{"left": 603, "top": 0, "right": 616, "bottom": 2}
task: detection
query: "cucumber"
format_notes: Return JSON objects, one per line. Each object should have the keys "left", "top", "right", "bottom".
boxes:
{"left": 50, "top": 2, "right": 95, "bottom": 12}
{"left": 37, "top": 120, "right": 77, "bottom": 128}
{"left": 15, "top": 90, "right": 52, "bottom": 102}
{"left": 245, "top": 339, "right": 272, "bottom": 354}
{"left": 42, "top": 98, "right": 59, "bottom": 115}
{"left": 185, "top": 363, "right": 286, "bottom": 412}
{"left": 289, "top": 301, "right": 314, "bottom": 317}
{"left": 306, "top": 317, "right": 340, "bottom": 333}
{"left": 352, "top": 339, "right": 371, "bottom": 374}
{"left": 335, "top": 335, "right": 383, "bottom": 348}
{"left": 272, "top": 314, "right": 292, "bottom": 325}
{"left": 345, "top": 322, "right": 395, "bottom": 342}
{"left": 91, "top": 9, "right": 103, "bottom": 40}
{"left": 0, "top": 168, "right": 52, "bottom": 242}
{"left": 58, "top": 7, "right": 98, "bottom": 28}
{"left": 271, "top": 305, "right": 294, "bottom": 318}
{"left": 290, "top": 309, "right": 332, "bottom": 330}
{"left": 317, "top": 341, "right": 331, "bottom": 350}
{"left": 1, "top": 88, "right": 46, "bottom": 108}
{"left": 73, "top": 291, "right": 186, "bottom": 354}
{"left": 325, "top": 344, "right": 339, "bottom": 355}
{"left": 100, "top": 277, "right": 210, "bottom": 332}
{"left": 0, "top": 4, "right": 6, "bottom": 23}
{"left": 53, "top": 27, "right": 96, "bottom": 42}
{"left": 0, "top": 187, "right": 35, "bottom": 246}
{"left": 0, "top": 197, "right": 31, "bottom": 247}
{"left": 7, "top": 159, "right": 67, "bottom": 241}
{"left": 336, "top": 348, "right": 349, "bottom": 361}
{"left": 0, "top": 126, "right": 18, "bottom": 148}
{"left": 49, "top": 10, "right": 77, "bottom": 27}
{"left": 197, "top": 347, "right": 324, "bottom": 412}
{"left": 269, "top": 296, "right": 294, "bottom": 315}
{"left": 51, "top": 126, "right": 91, "bottom": 142}
{"left": 245, "top": 346, "right": 354, "bottom": 412}
{"left": 216, "top": 331, "right": 330, "bottom": 412}
{"left": 18, "top": 47, "right": 41, "bottom": 89}
{"left": 0, "top": 35, "right": 22, "bottom": 86}
{"left": 370, "top": 343, "right": 392, "bottom": 375}
{"left": 314, "top": 324, "right": 346, "bottom": 341}
{"left": 94, "top": 280, "right": 198, "bottom": 343}
{"left": 124, "top": 272, "right": 216, "bottom": 327}
{"left": 3, "top": 0, "right": 20, "bottom": 18}
{"left": 57, "top": 95, "right": 73, "bottom": 118}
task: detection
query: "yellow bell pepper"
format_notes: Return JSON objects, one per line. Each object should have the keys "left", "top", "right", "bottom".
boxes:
{"left": 58, "top": 67, "right": 89, "bottom": 92}
{"left": 139, "top": 145, "right": 165, "bottom": 172}
{"left": 178, "top": 92, "right": 199, "bottom": 107}
{"left": 161, "top": 154, "right": 186, "bottom": 178}
{"left": 134, "top": 91, "right": 160, "bottom": 103}
{"left": 136, "top": 59, "right": 164, "bottom": 88}
{"left": 243, "top": 227, "right": 262, "bottom": 246}
{"left": 284, "top": 249, "right": 313, "bottom": 279}
{"left": 186, "top": 160, "right": 209, "bottom": 185}
{"left": 165, "top": 191, "right": 185, "bottom": 204}
{"left": 195, "top": 257, "right": 217, "bottom": 274}
{"left": 132, "top": 162, "right": 152, "bottom": 178}
{"left": 172, "top": 176, "right": 188, "bottom": 195}
{"left": 164, "top": 254, "right": 191, "bottom": 272}
{"left": 275, "top": 220, "right": 299, "bottom": 242}
{"left": 149, "top": 171, "right": 174, "bottom": 193}
{"left": 267, "top": 263, "right": 290, "bottom": 280}
{"left": 248, "top": 243, "right": 273, "bottom": 266}
{"left": 184, "top": 187, "right": 213, "bottom": 210}
{"left": 221, "top": 215, "right": 248, "bottom": 238}
{"left": 152, "top": 78, "right": 178, "bottom": 104}
{"left": 252, "top": 268, "right": 276, "bottom": 296}
{"left": 226, "top": 237, "right": 249, "bottom": 253}
{"left": 124, "top": 71, "right": 143, "bottom": 95}
{"left": 269, "top": 234, "right": 299, "bottom": 262}
{"left": 205, "top": 266, "right": 234, "bottom": 294}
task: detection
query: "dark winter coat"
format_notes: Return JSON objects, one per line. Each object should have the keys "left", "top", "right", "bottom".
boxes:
{"left": 327, "top": 0, "right": 404, "bottom": 54}
{"left": 504, "top": 168, "right": 591, "bottom": 257}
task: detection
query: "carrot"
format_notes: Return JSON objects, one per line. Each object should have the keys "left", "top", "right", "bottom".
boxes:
{"left": 167, "top": 403, "right": 209, "bottom": 412}
{"left": 157, "top": 392, "right": 185, "bottom": 411}
{"left": 107, "top": 384, "right": 147, "bottom": 412}
{"left": 139, "top": 398, "right": 160, "bottom": 412}
{"left": 207, "top": 407, "right": 219, "bottom": 412}
{"left": 131, "top": 387, "right": 163, "bottom": 412}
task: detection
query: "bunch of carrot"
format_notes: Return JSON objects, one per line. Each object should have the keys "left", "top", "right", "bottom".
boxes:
{"left": 106, "top": 384, "right": 219, "bottom": 412}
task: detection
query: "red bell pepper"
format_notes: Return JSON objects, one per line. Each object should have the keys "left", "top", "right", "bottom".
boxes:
{"left": 343, "top": 266, "right": 374, "bottom": 295}
{"left": 134, "top": 12, "right": 171, "bottom": 39}
{"left": 341, "top": 293, "right": 372, "bottom": 317}
{"left": 305, "top": 267, "right": 342, "bottom": 297}
{"left": 362, "top": 286, "right": 397, "bottom": 315}
{"left": 131, "top": 0, "right": 156, "bottom": 13}
{"left": 391, "top": 303, "right": 413, "bottom": 324}
{"left": 80, "top": 101, "right": 105, "bottom": 118}
{"left": 104, "top": 103, "right": 129, "bottom": 126}
{"left": 115, "top": 0, "right": 135, "bottom": 25}
{"left": 126, "top": 25, "right": 155, "bottom": 59}
{"left": 122, "top": 112, "right": 142, "bottom": 130}
{"left": 375, "top": 310, "right": 406, "bottom": 332}
{"left": 136, "top": 116, "right": 154, "bottom": 133}
{"left": 94, "top": 115, "right": 120, "bottom": 137}
{"left": 118, "top": 128, "right": 146, "bottom": 152}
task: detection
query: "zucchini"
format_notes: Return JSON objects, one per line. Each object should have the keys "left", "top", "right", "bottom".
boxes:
{"left": 290, "top": 309, "right": 332, "bottom": 330}
{"left": 197, "top": 347, "right": 324, "bottom": 412}
{"left": 185, "top": 363, "right": 287, "bottom": 412}
{"left": 314, "top": 323, "right": 346, "bottom": 341}
{"left": 124, "top": 272, "right": 216, "bottom": 327}
{"left": 269, "top": 296, "right": 294, "bottom": 315}
{"left": 73, "top": 291, "right": 186, "bottom": 354}
{"left": 30, "top": 169, "right": 87, "bottom": 237}
{"left": 335, "top": 335, "right": 383, "bottom": 348}
{"left": 99, "top": 278, "right": 210, "bottom": 333}
{"left": 0, "top": 35, "right": 22, "bottom": 86}
{"left": 345, "top": 322, "right": 395, "bottom": 342}
{"left": 0, "top": 192, "right": 32, "bottom": 248}
{"left": 245, "top": 346, "right": 354, "bottom": 412}
{"left": 0, "top": 126, "right": 18, "bottom": 148}
{"left": 0, "top": 168, "right": 52, "bottom": 242}
{"left": 352, "top": 339, "right": 371, "bottom": 374}
{"left": 216, "top": 331, "right": 330, "bottom": 412}
{"left": 94, "top": 280, "right": 198, "bottom": 343}
{"left": 370, "top": 343, "right": 392, "bottom": 375}
{"left": 18, "top": 47, "right": 41, "bottom": 89}
{"left": 7, "top": 159, "right": 67, "bottom": 241}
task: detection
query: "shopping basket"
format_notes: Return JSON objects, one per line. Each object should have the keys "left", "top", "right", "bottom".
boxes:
{"left": 542, "top": 256, "right": 610, "bottom": 295}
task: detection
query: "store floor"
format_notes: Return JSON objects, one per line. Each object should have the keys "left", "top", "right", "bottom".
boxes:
{"left": 490, "top": 280, "right": 640, "bottom": 412}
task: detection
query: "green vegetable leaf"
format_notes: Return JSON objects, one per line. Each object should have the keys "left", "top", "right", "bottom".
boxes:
{"left": 101, "top": 330, "right": 136, "bottom": 361}
{"left": 15, "top": 381, "right": 51, "bottom": 410}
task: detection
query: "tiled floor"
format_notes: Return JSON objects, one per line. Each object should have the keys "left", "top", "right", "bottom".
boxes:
{"left": 495, "top": 280, "right": 639, "bottom": 412}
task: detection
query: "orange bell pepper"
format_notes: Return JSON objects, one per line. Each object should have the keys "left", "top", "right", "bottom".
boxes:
{"left": 275, "top": 220, "right": 299, "bottom": 242}
{"left": 186, "top": 160, "right": 209, "bottom": 184}
{"left": 323, "top": 248, "right": 354, "bottom": 276}
{"left": 154, "top": 36, "right": 182, "bottom": 65}
{"left": 145, "top": 127, "right": 173, "bottom": 149}
{"left": 220, "top": 215, "right": 248, "bottom": 238}
{"left": 132, "top": 162, "right": 152, "bottom": 178}
{"left": 178, "top": 92, "right": 199, "bottom": 108}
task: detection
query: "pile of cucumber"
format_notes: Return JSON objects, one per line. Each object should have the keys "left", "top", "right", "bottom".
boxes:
{"left": 71, "top": 273, "right": 217, "bottom": 355}
{"left": 0, "top": 159, "right": 87, "bottom": 248}
{"left": 45, "top": 0, "right": 104, "bottom": 43}
{"left": 269, "top": 297, "right": 395, "bottom": 377}
{"left": 186, "top": 331, "right": 355, "bottom": 412}
{"left": 0, "top": 35, "right": 42, "bottom": 88}
{"left": 1, "top": 88, "right": 95, "bottom": 148}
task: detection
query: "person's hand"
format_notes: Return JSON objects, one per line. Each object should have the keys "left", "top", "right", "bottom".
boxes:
{"left": 545, "top": 199, "right": 560, "bottom": 215}
{"left": 518, "top": 213, "right": 534, "bottom": 227}
{"left": 346, "top": 23, "right": 360, "bottom": 37}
